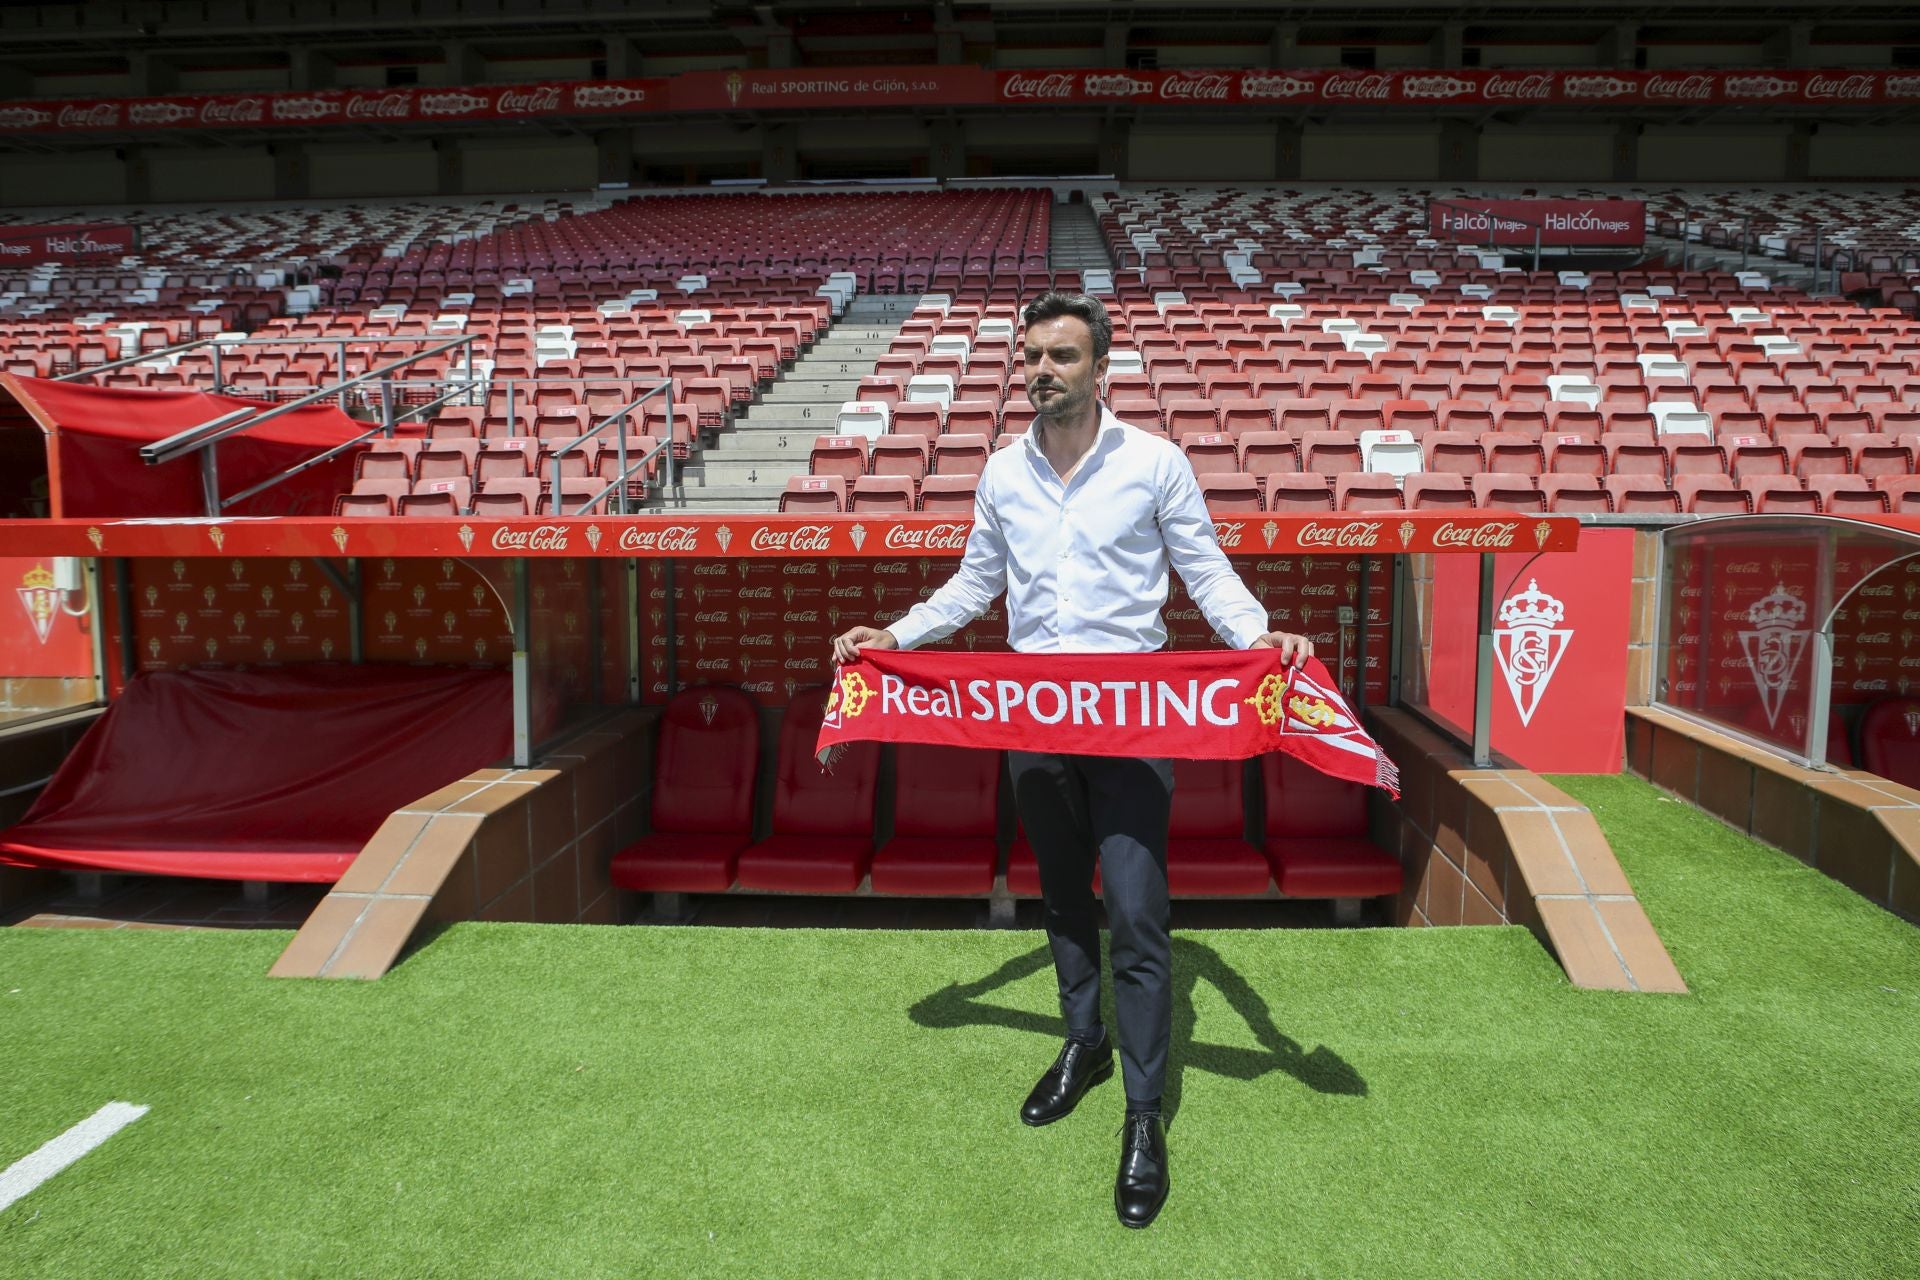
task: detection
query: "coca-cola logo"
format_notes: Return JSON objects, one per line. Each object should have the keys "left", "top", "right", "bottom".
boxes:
{"left": 783, "top": 659, "right": 820, "bottom": 671}
{"left": 490, "top": 524, "right": 570, "bottom": 551}
{"left": 56, "top": 103, "right": 121, "bottom": 128}
{"left": 1159, "top": 73, "right": 1232, "bottom": 102}
{"left": 1084, "top": 73, "right": 1153, "bottom": 98}
{"left": 740, "top": 634, "right": 775, "bottom": 648}
{"left": 1805, "top": 73, "right": 1875, "bottom": 102}
{"left": 1322, "top": 73, "right": 1394, "bottom": 102}
{"left": 1298, "top": 520, "right": 1383, "bottom": 549}
{"left": 751, "top": 525, "right": 834, "bottom": 553}
{"left": 1002, "top": 72, "right": 1076, "bottom": 101}
{"left": 1401, "top": 74, "right": 1477, "bottom": 100}
{"left": 344, "top": 91, "right": 412, "bottom": 121}
{"left": 1239, "top": 73, "right": 1318, "bottom": 100}
{"left": 1213, "top": 521, "right": 1245, "bottom": 549}
{"left": 693, "top": 611, "right": 729, "bottom": 624}
{"left": 882, "top": 523, "right": 969, "bottom": 551}
{"left": 617, "top": 524, "right": 701, "bottom": 553}
{"left": 495, "top": 86, "right": 562, "bottom": 115}
{"left": 1644, "top": 73, "right": 1717, "bottom": 102}
{"left": 1721, "top": 74, "right": 1796, "bottom": 100}
{"left": 1561, "top": 75, "right": 1638, "bottom": 101}
{"left": 737, "top": 587, "right": 773, "bottom": 599}
{"left": 200, "top": 97, "right": 265, "bottom": 125}
{"left": 1483, "top": 72, "right": 1554, "bottom": 102}
{"left": 827, "top": 586, "right": 864, "bottom": 598}
{"left": 1431, "top": 521, "right": 1519, "bottom": 550}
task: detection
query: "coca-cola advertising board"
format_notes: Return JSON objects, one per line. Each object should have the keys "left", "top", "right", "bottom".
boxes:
{"left": 0, "top": 225, "right": 138, "bottom": 264}
{"left": 0, "top": 514, "right": 1583, "bottom": 562}
{"left": 1428, "top": 199, "right": 1645, "bottom": 247}
{"left": 0, "top": 68, "right": 1908, "bottom": 135}
{"left": 0, "top": 79, "right": 664, "bottom": 135}
{"left": 1423, "top": 529, "right": 1634, "bottom": 773}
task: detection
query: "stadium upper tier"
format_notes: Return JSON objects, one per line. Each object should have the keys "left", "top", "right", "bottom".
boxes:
{"left": 0, "top": 186, "right": 1915, "bottom": 518}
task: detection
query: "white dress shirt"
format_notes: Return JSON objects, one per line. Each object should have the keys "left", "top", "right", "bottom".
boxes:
{"left": 887, "top": 405, "right": 1270, "bottom": 654}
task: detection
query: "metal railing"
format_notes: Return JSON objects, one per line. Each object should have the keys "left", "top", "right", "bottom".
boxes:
{"left": 139, "top": 335, "right": 477, "bottom": 516}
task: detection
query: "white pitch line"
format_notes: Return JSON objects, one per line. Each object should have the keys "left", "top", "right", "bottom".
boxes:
{"left": 0, "top": 1102, "right": 148, "bottom": 1213}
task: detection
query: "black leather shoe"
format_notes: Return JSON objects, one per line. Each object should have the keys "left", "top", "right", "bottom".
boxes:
{"left": 1019, "top": 1036, "right": 1113, "bottom": 1127}
{"left": 1115, "top": 1110, "right": 1169, "bottom": 1229}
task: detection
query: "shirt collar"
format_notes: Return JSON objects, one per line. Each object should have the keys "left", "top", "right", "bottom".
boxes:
{"left": 1023, "top": 402, "right": 1125, "bottom": 458}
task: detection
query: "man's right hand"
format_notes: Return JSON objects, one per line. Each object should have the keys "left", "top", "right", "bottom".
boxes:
{"left": 831, "top": 626, "right": 899, "bottom": 665}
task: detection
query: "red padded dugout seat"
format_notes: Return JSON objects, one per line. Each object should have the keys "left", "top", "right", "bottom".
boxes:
{"left": 868, "top": 744, "right": 999, "bottom": 896}
{"left": 734, "top": 687, "right": 879, "bottom": 893}
{"left": 610, "top": 686, "right": 760, "bottom": 893}
{"left": 1166, "top": 758, "right": 1269, "bottom": 895}
{"left": 1261, "top": 753, "right": 1401, "bottom": 898}
{"left": 1859, "top": 697, "right": 1920, "bottom": 789}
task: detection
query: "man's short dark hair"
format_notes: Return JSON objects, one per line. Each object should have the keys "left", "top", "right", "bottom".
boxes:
{"left": 1022, "top": 291, "right": 1112, "bottom": 360}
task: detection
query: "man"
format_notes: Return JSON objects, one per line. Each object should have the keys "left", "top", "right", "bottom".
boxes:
{"left": 831, "top": 291, "right": 1313, "bottom": 1229}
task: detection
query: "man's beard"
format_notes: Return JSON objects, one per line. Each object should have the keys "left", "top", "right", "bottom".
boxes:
{"left": 1029, "top": 380, "right": 1092, "bottom": 419}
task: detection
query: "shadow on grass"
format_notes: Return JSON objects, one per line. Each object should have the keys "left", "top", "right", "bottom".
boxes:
{"left": 908, "top": 938, "right": 1365, "bottom": 1123}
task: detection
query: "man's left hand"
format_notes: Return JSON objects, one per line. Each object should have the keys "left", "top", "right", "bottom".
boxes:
{"left": 1250, "top": 631, "right": 1315, "bottom": 667}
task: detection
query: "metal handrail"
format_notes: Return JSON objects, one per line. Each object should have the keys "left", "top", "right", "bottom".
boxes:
{"left": 141, "top": 334, "right": 474, "bottom": 467}
{"left": 542, "top": 380, "right": 677, "bottom": 515}
{"left": 139, "top": 334, "right": 476, "bottom": 516}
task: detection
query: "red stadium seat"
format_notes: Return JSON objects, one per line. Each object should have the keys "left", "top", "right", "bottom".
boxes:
{"left": 779, "top": 475, "right": 846, "bottom": 512}
{"left": 1265, "top": 473, "right": 1334, "bottom": 512}
{"left": 1470, "top": 474, "right": 1544, "bottom": 511}
{"left": 1261, "top": 754, "right": 1399, "bottom": 899}
{"left": 1859, "top": 697, "right": 1920, "bottom": 789}
{"left": 1336, "top": 472, "right": 1405, "bottom": 512}
{"left": 1675, "top": 475, "right": 1751, "bottom": 515}
{"left": 868, "top": 745, "right": 999, "bottom": 896}
{"left": 809, "top": 434, "right": 870, "bottom": 484}
{"left": 1603, "top": 476, "right": 1681, "bottom": 513}
{"left": 611, "top": 686, "right": 761, "bottom": 893}
{"left": 918, "top": 474, "right": 979, "bottom": 512}
{"left": 1165, "top": 758, "right": 1269, "bottom": 895}
{"left": 850, "top": 475, "right": 917, "bottom": 512}
{"left": 1200, "top": 473, "right": 1263, "bottom": 512}
{"left": 1540, "top": 475, "right": 1611, "bottom": 514}
{"left": 1405, "top": 472, "right": 1473, "bottom": 510}
{"left": 1808, "top": 476, "right": 1887, "bottom": 515}
{"left": 735, "top": 688, "right": 879, "bottom": 893}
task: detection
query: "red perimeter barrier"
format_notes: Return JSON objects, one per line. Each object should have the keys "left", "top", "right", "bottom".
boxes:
{"left": 0, "top": 665, "right": 511, "bottom": 882}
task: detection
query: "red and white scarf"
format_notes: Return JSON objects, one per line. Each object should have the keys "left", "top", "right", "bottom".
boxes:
{"left": 817, "top": 649, "right": 1399, "bottom": 797}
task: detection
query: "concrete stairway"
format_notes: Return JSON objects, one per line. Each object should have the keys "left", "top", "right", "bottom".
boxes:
{"left": 657, "top": 294, "right": 919, "bottom": 512}
{"left": 1048, "top": 200, "right": 1115, "bottom": 277}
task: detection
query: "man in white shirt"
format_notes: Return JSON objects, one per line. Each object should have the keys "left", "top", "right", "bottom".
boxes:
{"left": 831, "top": 291, "right": 1312, "bottom": 1229}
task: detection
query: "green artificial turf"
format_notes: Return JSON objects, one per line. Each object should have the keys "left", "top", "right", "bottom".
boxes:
{"left": 0, "top": 772, "right": 1916, "bottom": 1278}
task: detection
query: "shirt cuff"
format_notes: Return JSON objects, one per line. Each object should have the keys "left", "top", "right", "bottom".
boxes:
{"left": 1227, "top": 616, "right": 1269, "bottom": 650}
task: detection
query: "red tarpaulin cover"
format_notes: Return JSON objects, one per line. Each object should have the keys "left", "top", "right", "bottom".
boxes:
{"left": 0, "top": 373, "right": 366, "bottom": 518}
{"left": 0, "top": 665, "right": 512, "bottom": 882}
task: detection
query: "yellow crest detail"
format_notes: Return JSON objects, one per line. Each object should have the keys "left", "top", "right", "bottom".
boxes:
{"left": 1243, "top": 673, "right": 1286, "bottom": 728}
{"left": 832, "top": 670, "right": 877, "bottom": 719}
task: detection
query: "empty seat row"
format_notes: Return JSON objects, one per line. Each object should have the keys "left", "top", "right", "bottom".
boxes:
{"left": 610, "top": 685, "right": 1400, "bottom": 903}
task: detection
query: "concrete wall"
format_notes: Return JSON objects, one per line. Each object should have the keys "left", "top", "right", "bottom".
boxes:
{"left": 1129, "top": 123, "right": 1277, "bottom": 182}
{"left": 460, "top": 139, "right": 596, "bottom": 195}
{"left": 1302, "top": 127, "right": 1439, "bottom": 180}
{"left": 1479, "top": 127, "right": 1617, "bottom": 183}
{"left": 0, "top": 151, "right": 127, "bottom": 206}
{"left": 1637, "top": 127, "right": 1790, "bottom": 181}
{"left": 1809, "top": 126, "right": 1920, "bottom": 180}
{"left": 308, "top": 143, "right": 440, "bottom": 198}
{"left": 146, "top": 146, "right": 275, "bottom": 202}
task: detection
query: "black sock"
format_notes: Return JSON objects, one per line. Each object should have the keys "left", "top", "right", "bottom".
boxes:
{"left": 1067, "top": 1024, "right": 1106, "bottom": 1047}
